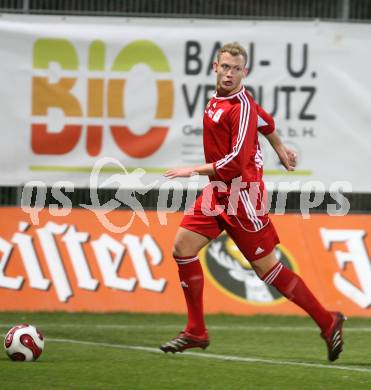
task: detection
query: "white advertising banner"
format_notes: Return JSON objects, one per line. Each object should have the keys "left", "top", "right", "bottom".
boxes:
{"left": 0, "top": 14, "right": 370, "bottom": 191}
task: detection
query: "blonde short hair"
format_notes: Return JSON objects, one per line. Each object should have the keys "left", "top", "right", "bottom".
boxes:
{"left": 217, "top": 42, "right": 248, "bottom": 66}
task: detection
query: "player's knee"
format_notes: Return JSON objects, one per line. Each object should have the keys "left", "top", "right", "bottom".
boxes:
{"left": 172, "top": 242, "right": 187, "bottom": 259}
{"left": 172, "top": 238, "right": 194, "bottom": 259}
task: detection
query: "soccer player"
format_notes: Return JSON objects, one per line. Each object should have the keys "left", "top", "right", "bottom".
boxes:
{"left": 160, "top": 42, "right": 345, "bottom": 361}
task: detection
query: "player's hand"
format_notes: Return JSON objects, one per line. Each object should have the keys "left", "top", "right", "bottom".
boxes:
{"left": 164, "top": 167, "right": 197, "bottom": 179}
{"left": 276, "top": 145, "right": 297, "bottom": 171}
{"left": 285, "top": 147, "right": 297, "bottom": 169}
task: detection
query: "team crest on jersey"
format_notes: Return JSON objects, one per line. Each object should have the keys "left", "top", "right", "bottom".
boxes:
{"left": 212, "top": 108, "right": 224, "bottom": 123}
{"left": 200, "top": 233, "right": 298, "bottom": 305}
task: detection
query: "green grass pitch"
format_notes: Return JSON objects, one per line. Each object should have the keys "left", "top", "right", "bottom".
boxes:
{"left": 0, "top": 312, "right": 371, "bottom": 389}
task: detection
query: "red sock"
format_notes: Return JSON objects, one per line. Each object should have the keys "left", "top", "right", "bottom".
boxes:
{"left": 262, "top": 262, "right": 333, "bottom": 332}
{"left": 174, "top": 256, "right": 207, "bottom": 337}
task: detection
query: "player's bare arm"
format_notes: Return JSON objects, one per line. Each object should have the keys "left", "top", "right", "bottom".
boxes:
{"left": 264, "top": 130, "right": 297, "bottom": 171}
{"left": 164, "top": 163, "right": 215, "bottom": 179}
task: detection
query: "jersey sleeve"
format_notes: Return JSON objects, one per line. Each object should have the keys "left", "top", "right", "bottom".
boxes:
{"left": 213, "top": 97, "right": 256, "bottom": 182}
{"left": 256, "top": 102, "right": 275, "bottom": 135}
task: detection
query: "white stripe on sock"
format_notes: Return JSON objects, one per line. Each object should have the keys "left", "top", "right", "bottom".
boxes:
{"left": 264, "top": 263, "right": 283, "bottom": 285}
{"left": 175, "top": 256, "right": 199, "bottom": 265}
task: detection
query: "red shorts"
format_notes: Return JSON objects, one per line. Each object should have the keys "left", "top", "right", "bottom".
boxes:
{"left": 180, "top": 184, "right": 280, "bottom": 261}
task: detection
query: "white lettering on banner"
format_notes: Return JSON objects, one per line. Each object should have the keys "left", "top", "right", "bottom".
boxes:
{"left": 0, "top": 237, "right": 23, "bottom": 289}
{"left": 11, "top": 222, "right": 50, "bottom": 290}
{"left": 123, "top": 234, "right": 166, "bottom": 292}
{"left": 0, "top": 221, "right": 166, "bottom": 302}
{"left": 62, "top": 225, "right": 99, "bottom": 291}
{"left": 36, "top": 222, "right": 72, "bottom": 302}
{"left": 91, "top": 234, "right": 137, "bottom": 292}
{"left": 320, "top": 228, "right": 371, "bottom": 308}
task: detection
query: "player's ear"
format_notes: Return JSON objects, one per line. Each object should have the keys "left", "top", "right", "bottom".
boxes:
{"left": 243, "top": 67, "right": 249, "bottom": 78}
{"left": 213, "top": 61, "right": 218, "bottom": 73}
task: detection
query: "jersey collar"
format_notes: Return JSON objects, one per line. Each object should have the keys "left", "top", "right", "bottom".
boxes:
{"left": 213, "top": 87, "right": 245, "bottom": 100}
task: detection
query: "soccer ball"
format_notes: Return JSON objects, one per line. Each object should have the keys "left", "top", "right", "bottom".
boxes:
{"left": 4, "top": 324, "right": 45, "bottom": 361}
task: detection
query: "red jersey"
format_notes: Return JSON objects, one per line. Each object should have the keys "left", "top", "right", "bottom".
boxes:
{"left": 180, "top": 87, "right": 278, "bottom": 251}
{"left": 203, "top": 87, "right": 274, "bottom": 187}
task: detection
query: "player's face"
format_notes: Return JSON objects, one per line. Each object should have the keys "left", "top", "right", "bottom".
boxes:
{"left": 213, "top": 52, "right": 248, "bottom": 96}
